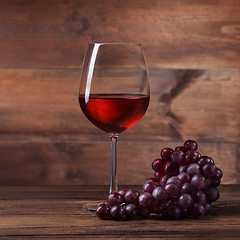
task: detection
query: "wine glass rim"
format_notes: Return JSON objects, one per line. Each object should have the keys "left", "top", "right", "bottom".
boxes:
{"left": 89, "top": 42, "right": 142, "bottom": 46}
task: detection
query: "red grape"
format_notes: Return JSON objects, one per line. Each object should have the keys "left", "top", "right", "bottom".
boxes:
{"left": 171, "top": 150, "right": 185, "bottom": 165}
{"left": 152, "top": 158, "right": 165, "bottom": 172}
{"left": 152, "top": 187, "right": 168, "bottom": 201}
{"left": 143, "top": 181, "right": 156, "bottom": 193}
{"left": 191, "top": 174, "right": 206, "bottom": 190}
{"left": 201, "top": 163, "right": 217, "bottom": 177}
{"left": 185, "top": 150, "right": 200, "bottom": 164}
{"left": 178, "top": 173, "right": 190, "bottom": 184}
{"left": 166, "top": 176, "right": 182, "bottom": 188}
{"left": 108, "top": 192, "right": 124, "bottom": 206}
{"left": 125, "top": 204, "right": 138, "bottom": 219}
{"left": 138, "top": 192, "right": 153, "bottom": 207}
{"left": 186, "top": 163, "right": 200, "bottom": 176}
{"left": 206, "top": 188, "right": 220, "bottom": 203}
{"left": 161, "top": 148, "right": 173, "bottom": 161}
{"left": 198, "top": 156, "right": 214, "bottom": 166}
{"left": 110, "top": 205, "right": 125, "bottom": 220}
{"left": 212, "top": 168, "right": 223, "bottom": 181}
{"left": 184, "top": 140, "right": 198, "bottom": 151}
{"left": 125, "top": 189, "right": 140, "bottom": 205}
{"left": 164, "top": 183, "right": 180, "bottom": 198}
{"left": 96, "top": 204, "right": 111, "bottom": 220}
{"left": 164, "top": 161, "right": 179, "bottom": 177}
{"left": 179, "top": 194, "right": 193, "bottom": 209}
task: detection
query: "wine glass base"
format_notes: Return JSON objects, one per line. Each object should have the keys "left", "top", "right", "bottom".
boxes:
{"left": 83, "top": 201, "right": 101, "bottom": 212}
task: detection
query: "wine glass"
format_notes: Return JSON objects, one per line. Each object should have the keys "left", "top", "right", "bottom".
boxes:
{"left": 79, "top": 43, "right": 150, "bottom": 211}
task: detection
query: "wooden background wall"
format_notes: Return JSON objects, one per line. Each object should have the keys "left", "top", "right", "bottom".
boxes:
{"left": 0, "top": 0, "right": 239, "bottom": 185}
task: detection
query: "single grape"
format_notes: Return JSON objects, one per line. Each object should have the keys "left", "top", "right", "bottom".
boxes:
{"left": 184, "top": 140, "right": 198, "bottom": 151}
{"left": 139, "top": 192, "right": 153, "bottom": 207}
{"left": 164, "top": 161, "right": 179, "bottom": 177}
{"left": 164, "top": 183, "right": 180, "bottom": 198}
{"left": 179, "top": 193, "right": 193, "bottom": 209}
{"left": 186, "top": 163, "right": 200, "bottom": 176}
{"left": 124, "top": 189, "right": 140, "bottom": 205}
{"left": 161, "top": 148, "right": 173, "bottom": 161}
{"left": 178, "top": 173, "right": 191, "bottom": 184}
{"left": 151, "top": 200, "right": 165, "bottom": 214}
{"left": 152, "top": 158, "right": 165, "bottom": 172}
{"left": 171, "top": 150, "right": 185, "bottom": 165}
{"left": 110, "top": 205, "right": 125, "bottom": 220}
{"left": 166, "top": 176, "right": 182, "bottom": 188}
{"left": 206, "top": 187, "right": 220, "bottom": 203}
{"left": 191, "top": 174, "right": 206, "bottom": 190}
{"left": 212, "top": 168, "right": 223, "bottom": 181}
{"left": 124, "top": 204, "right": 138, "bottom": 219}
{"left": 198, "top": 156, "right": 214, "bottom": 166}
{"left": 152, "top": 186, "right": 168, "bottom": 201}
{"left": 108, "top": 192, "right": 124, "bottom": 206}
{"left": 201, "top": 163, "right": 217, "bottom": 178}
{"left": 204, "top": 203, "right": 212, "bottom": 215}
{"left": 189, "top": 203, "right": 205, "bottom": 218}
{"left": 96, "top": 204, "right": 110, "bottom": 220}
{"left": 185, "top": 150, "right": 200, "bottom": 165}
{"left": 138, "top": 205, "right": 151, "bottom": 218}
{"left": 181, "top": 182, "right": 196, "bottom": 196}
{"left": 143, "top": 181, "right": 156, "bottom": 193}
{"left": 166, "top": 204, "right": 181, "bottom": 219}
{"left": 194, "top": 190, "right": 207, "bottom": 205}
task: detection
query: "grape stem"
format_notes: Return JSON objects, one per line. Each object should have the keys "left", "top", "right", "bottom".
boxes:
{"left": 109, "top": 134, "right": 118, "bottom": 194}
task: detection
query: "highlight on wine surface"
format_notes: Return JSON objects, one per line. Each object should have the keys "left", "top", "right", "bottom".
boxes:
{"left": 79, "top": 43, "right": 150, "bottom": 208}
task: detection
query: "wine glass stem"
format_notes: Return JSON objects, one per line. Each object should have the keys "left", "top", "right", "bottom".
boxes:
{"left": 109, "top": 135, "right": 118, "bottom": 194}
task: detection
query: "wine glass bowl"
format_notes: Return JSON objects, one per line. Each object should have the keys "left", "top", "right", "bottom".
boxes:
{"left": 79, "top": 43, "right": 150, "bottom": 210}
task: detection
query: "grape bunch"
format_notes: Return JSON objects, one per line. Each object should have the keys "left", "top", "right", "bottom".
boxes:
{"left": 96, "top": 140, "right": 223, "bottom": 220}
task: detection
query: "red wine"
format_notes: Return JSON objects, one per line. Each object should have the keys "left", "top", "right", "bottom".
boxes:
{"left": 79, "top": 94, "right": 149, "bottom": 134}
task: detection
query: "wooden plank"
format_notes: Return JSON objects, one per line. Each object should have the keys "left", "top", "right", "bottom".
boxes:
{"left": 0, "top": 0, "right": 239, "bottom": 69}
{"left": 0, "top": 185, "right": 238, "bottom": 239}
{"left": 0, "top": 139, "right": 237, "bottom": 185}
{"left": 0, "top": 68, "right": 239, "bottom": 142}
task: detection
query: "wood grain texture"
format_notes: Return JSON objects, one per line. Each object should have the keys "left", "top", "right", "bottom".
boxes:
{"left": 0, "top": 137, "right": 237, "bottom": 185}
{"left": 0, "top": 68, "right": 239, "bottom": 141}
{"left": 0, "top": 185, "right": 239, "bottom": 239}
{"left": 0, "top": 0, "right": 239, "bottom": 69}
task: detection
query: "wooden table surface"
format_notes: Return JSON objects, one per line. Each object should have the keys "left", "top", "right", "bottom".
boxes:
{"left": 0, "top": 185, "right": 239, "bottom": 239}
